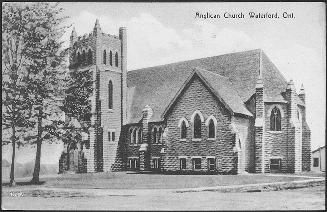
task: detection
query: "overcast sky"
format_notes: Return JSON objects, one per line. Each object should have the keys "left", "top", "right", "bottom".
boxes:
{"left": 3, "top": 2, "right": 325, "bottom": 165}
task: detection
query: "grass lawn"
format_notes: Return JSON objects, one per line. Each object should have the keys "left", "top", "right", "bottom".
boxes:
{"left": 2, "top": 171, "right": 318, "bottom": 189}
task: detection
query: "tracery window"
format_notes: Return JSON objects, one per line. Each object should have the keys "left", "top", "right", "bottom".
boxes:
{"left": 208, "top": 119, "right": 215, "bottom": 138}
{"left": 270, "top": 107, "right": 281, "bottom": 131}
{"left": 181, "top": 121, "right": 187, "bottom": 139}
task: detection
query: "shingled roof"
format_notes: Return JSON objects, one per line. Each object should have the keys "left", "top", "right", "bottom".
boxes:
{"left": 126, "top": 49, "right": 303, "bottom": 124}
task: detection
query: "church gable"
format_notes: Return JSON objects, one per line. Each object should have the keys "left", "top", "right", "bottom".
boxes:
{"left": 166, "top": 73, "right": 232, "bottom": 121}
{"left": 162, "top": 69, "right": 252, "bottom": 119}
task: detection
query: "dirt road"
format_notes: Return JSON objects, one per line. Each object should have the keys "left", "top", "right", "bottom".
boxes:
{"left": 2, "top": 185, "right": 325, "bottom": 210}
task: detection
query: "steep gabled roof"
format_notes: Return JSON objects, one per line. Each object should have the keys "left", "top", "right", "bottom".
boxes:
{"left": 126, "top": 49, "right": 303, "bottom": 124}
{"left": 162, "top": 68, "right": 253, "bottom": 118}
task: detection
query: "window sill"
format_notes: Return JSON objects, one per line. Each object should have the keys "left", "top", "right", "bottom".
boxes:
{"left": 129, "top": 144, "right": 139, "bottom": 146}
{"left": 108, "top": 109, "right": 114, "bottom": 113}
{"left": 267, "top": 131, "right": 283, "bottom": 134}
{"left": 192, "top": 138, "right": 201, "bottom": 142}
{"left": 207, "top": 138, "right": 216, "bottom": 141}
{"left": 179, "top": 139, "right": 187, "bottom": 142}
{"left": 152, "top": 143, "right": 163, "bottom": 145}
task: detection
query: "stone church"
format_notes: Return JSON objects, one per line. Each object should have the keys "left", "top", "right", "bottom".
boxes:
{"left": 59, "top": 20, "right": 311, "bottom": 174}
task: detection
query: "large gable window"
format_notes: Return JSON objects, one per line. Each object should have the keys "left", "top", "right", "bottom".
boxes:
{"left": 208, "top": 120, "right": 215, "bottom": 138}
{"left": 178, "top": 117, "right": 189, "bottom": 140}
{"left": 194, "top": 114, "right": 202, "bottom": 138}
{"left": 270, "top": 107, "right": 281, "bottom": 131}
{"left": 158, "top": 127, "right": 162, "bottom": 143}
{"left": 133, "top": 129, "right": 137, "bottom": 144}
{"left": 77, "top": 52, "right": 81, "bottom": 64}
{"left": 108, "top": 80, "right": 113, "bottom": 109}
{"left": 181, "top": 121, "right": 187, "bottom": 139}
{"left": 153, "top": 127, "right": 157, "bottom": 143}
{"left": 82, "top": 50, "right": 86, "bottom": 64}
{"left": 205, "top": 115, "right": 217, "bottom": 139}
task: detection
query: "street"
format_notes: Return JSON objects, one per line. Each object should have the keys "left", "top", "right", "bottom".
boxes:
{"left": 2, "top": 185, "right": 325, "bottom": 210}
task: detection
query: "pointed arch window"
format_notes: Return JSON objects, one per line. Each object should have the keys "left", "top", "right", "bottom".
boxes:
{"left": 88, "top": 49, "right": 92, "bottom": 64}
{"left": 77, "top": 52, "right": 81, "bottom": 64}
{"left": 82, "top": 50, "right": 86, "bottom": 63}
{"left": 133, "top": 129, "right": 137, "bottom": 144}
{"left": 103, "top": 50, "right": 107, "bottom": 64}
{"left": 109, "top": 51, "right": 113, "bottom": 66}
{"left": 158, "top": 127, "right": 162, "bottom": 143}
{"left": 153, "top": 127, "right": 157, "bottom": 143}
{"left": 181, "top": 121, "right": 187, "bottom": 139}
{"left": 138, "top": 129, "right": 142, "bottom": 144}
{"left": 71, "top": 52, "right": 76, "bottom": 63}
{"left": 208, "top": 119, "right": 215, "bottom": 138}
{"left": 108, "top": 80, "right": 113, "bottom": 109}
{"left": 115, "top": 52, "right": 119, "bottom": 67}
{"left": 135, "top": 129, "right": 139, "bottom": 144}
{"left": 130, "top": 129, "right": 133, "bottom": 143}
{"left": 194, "top": 114, "right": 202, "bottom": 138}
{"left": 270, "top": 107, "right": 281, "bottom": 131}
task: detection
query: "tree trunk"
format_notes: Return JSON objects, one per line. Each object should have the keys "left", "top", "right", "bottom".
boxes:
{"left": 66, "top": 143, "right": 70, "bottom": 171}
{"left": 9, "top": 124, "right": 16, "bottom": 187}
{"left": 31, "top": 108, "right": 43, "bottom": 183}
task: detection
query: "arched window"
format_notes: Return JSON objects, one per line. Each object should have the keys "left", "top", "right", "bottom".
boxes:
{"left": 77, "top": 52, "right": 81, "bottom": 64}
{"left": 138, "top": 129, "right": 142, "bottom": 143}
{"left": 88, "top": 49, "right": 92, "bottom": 64}
{"left": 115, "top": 52, "right": 118, "bottom": 67}
{"left": 208, "top": 119, "right": 215, "bottom": 138}
{"left": 130, "top": 129, "right": 133, "bottom": 143}
{"left": 270, "top": 107, "right": 281, "bottom": 131}
{"left": 158, "top": 128, "right": 162, "bottom": 143}
{"left": 103, "top": 50, "right": 107, "bottom": 64}
{"left": 109, "top": 51, "right": 113, "bottom": 66}
{"left": 133, "top": 129, "right": 137, "bottom": 144}
{"left": 82, "top": 50, "right": 86, "bottom": 63}
{"left": 71, "top": 52, "right": 76, "bottom": 63}
{"left": 153, "top": 127, "right": 157, "bottom": 143}
{"left": 194, "top": 114, "right": 202, "bottom": 138}
{"left": 181, "top": 121, "right": 187, "bottom": 139}
{"left": 108, "top": 80, "right": 113, "bottom": 109}
{"left": 135, "top": 129, "right": 139, "bottom": 144}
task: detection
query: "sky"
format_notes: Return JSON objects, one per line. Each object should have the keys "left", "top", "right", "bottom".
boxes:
{"left": 2, "top": 2, "right": 325, "bottom": 165}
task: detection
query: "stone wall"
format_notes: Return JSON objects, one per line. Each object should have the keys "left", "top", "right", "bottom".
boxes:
{"left": 163, "top": 75, "right": 237, "bottom": 174}
{"left": 264, "top": 103, "right": 288, "bottom": 173}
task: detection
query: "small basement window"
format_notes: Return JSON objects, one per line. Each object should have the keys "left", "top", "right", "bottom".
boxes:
{"left": 270, "top": 158, "right": 281, "bottom": 173}
{"left": 180, "top": 158, "right": 186, "bottom": 170}
{"left": 192, "top": 158, "right": 201, "bottom": 170}
{"left": 207, "top": 158, "right": 215, "bottom": 171}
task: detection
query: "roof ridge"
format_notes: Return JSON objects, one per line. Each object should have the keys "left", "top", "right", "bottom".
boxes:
{"left": 194, "top": 67, "right": 229, "bottom": 80}
{"left": 129, "top": 49, "right": 262, "bottom": 73}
